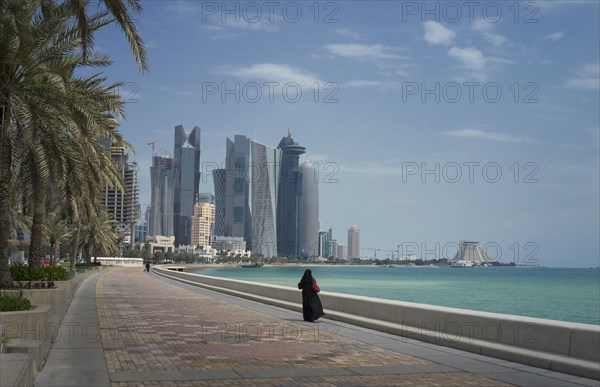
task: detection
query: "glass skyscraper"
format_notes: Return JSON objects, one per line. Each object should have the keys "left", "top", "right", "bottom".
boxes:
{"left": 148, "top": 155, "right": 176, "bottom": 237}
{"left": 299, "top": 161, "right": 319, "bottom": 257}
{"left": 212, "top": 169, "right": 226, "bottom": 237}
{"left": 224, "top": 135, "right": 251, "bottom": 249}
{"left": 276, "top": 132, "right": 306, "bottom": 256}
{"left": 250, "top": 140, "right": 281, "bottom": 257}
{"left": 173, "top": 125, "right": 201, "bottom": 246}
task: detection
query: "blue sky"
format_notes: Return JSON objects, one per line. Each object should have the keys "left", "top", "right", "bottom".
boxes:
{"left": 93, "top": 1, "right": 599, "bottom": 267}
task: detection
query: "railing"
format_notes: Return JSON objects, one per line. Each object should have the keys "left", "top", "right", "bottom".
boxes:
{"left": 153, "top": 266, "right": 600, "bottom": 381}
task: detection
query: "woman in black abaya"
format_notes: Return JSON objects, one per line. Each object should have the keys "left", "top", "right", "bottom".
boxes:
{"left": 297, "top": 269, "right": 324, "bottom": 322}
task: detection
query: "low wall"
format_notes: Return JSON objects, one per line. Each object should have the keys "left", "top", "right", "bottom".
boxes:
{"left": 0, "top": 268, "right": 101, "bottom": 374}
{"left": 154, "top": 266, "right": 600, "bottom": 380}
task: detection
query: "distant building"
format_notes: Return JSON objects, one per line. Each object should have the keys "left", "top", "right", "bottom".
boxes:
{"left": 146, "top": 235, "right": 175, "bottom": 254}
{"left": 224, "top": 135, "right": 252, "bottom": 249}
{"left": 299, "top": 161, "right": 319, "bottom": 257}
{"left": 212, "top": 168, "right": 226, "bottom": 236}
{"left": 148, "top": 155, "right": 176, "bottom": 237}
{"left": 324, "top": 228, "right": 333, "bottom": 258}
{"left": 250, "top": 140, "right": 281, "bottom": 257}
{"left": 452, "top": 240, "right": 493, "bottom": 265}
{"left": 211, "top": 236, "right": 250, "bottom": 257}
{"left": 348, "top": 224, "right": 360, "bottom": 259}
{"left": 198, "top": 192, "right": 215, "bottom": 205}
{"left": 173, "top": 125, "right": 201, "bottom": 246}
{"left": 191, "top": 200, "right": 215, "bottom": 248}
{"left": 134, "top": 220, "right": 147, "bottom": 244}
{"left": 317, "top": 230, "right": 329, "bottom": 258}
{"left": 277, "top": 131, "right": 306, "bottom": 256}
{"left": 337, "top": 244, "right": 348, "bottom": 260}
{"left": 101, "top": 141, "right": 139, "bottom": 243}
{"left": 331, "top": 239, "right": 339, "bottom": 260}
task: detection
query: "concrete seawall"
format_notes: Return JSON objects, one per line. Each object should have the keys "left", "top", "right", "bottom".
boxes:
{"left": 154, "top": 266, "right": 600, "bottom": 380}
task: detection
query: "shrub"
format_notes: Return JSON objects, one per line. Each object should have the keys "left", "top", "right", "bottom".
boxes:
{"left": 10, "top": 263, "right": 69, "bottom": 281}
{"left": 0, "top": 294, "right": 32, "bottom": 311}
{"left": 6, "top": 263, "right": 70, "bottom": 289}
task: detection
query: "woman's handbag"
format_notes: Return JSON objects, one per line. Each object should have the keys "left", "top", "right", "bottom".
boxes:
{"left": 312, "top": 279, "right": 320, "bottom": 293}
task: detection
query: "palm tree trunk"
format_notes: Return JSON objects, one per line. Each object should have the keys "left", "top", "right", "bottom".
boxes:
{"left": 70, "top": 224, "right": 80, "bottom": 272}
{"left": 49, "top": 240, "right": 56, "bottom": 266}
{"left": 28, "top": 174, "right": 46, "bottom": 268}
{"left": 0, "top": 108, "right": 15, "bottom": 286}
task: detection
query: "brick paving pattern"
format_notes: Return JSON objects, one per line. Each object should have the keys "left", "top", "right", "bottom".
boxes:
{"left": 96, "top": 268, "right": 512, "bottom": 386}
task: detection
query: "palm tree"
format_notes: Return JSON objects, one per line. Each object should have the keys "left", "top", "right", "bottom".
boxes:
{"left": 37, "top": 0, "right": 148, "bottom": 73}
{"left": 80, "top": 207, "right": 119, "bottom": 263}
{"left": 44, "top": 210, "right": 71, "bottom": 265}
{"left": 0, "top": 0, "right": 132, "bottom": 285}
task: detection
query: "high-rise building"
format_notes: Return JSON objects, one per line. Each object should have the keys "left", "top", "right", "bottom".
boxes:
{"left": 348, "top": 224, "right": 360, "bottom": 259}
{"left": 212, "top": 169, "right": 226, "bottom": 236}
{"left": 299, "top": 161, "right": 319, "bottom": 257}
{"left": 224, "top": 135, "right": 252, "bottom": 249}
{"left": 191, "top": 199, "right": 215, "bottom": 248}
{"left": 277, "top": 131, "right": 305, "bottom": 256}
{"left": 148, "top": 155, "right": 176, "bottom": 237}
{"left": 337, "top": 244, "right": 348, "bottom": 260}
{"left": 331, "top": 239, "right": 339, "bottom": 260}
{"left": 250, "top": 140, "right": 281, "bottom": 257}
{"left": 173, "top": 125, "right": 201, "bottom": 246}
{"left": 198, "top": 192, "right": 215, "bottom": 205}
{"left": 101, "top": 142, "right": 139, "bottom": 243}
{"left": 318, "top": 228, "right": 332, "bottom": 258}
{"left": 325, "top": 228, "right": 333, "bottom": 257}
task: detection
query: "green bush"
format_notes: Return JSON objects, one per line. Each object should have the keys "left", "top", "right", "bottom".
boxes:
{"left": 0, "top": 294, "right": 32, "bottom": 311}
{"left": 10, "top": 263, "right": 69, "bottom": 282}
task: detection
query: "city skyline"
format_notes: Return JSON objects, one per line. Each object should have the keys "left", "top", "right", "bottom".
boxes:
{"left": 91, "top": 1, "right": 599, "bottom": 267}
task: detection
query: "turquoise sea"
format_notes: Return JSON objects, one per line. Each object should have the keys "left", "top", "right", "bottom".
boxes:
{"left": 190, "top": 266, "right": 600, "bottom": 325}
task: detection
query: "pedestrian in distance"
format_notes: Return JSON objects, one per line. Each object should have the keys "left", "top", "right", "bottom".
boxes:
{"left": 297, "top": 269, "right": 324, "bottom": 322}
{"left": 145, "top": 262, "right": 150, "bottom": 272}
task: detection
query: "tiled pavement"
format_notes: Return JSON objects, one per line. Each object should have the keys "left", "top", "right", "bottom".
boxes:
{"left": 37, "top": 268, "right": 600, "bottom": 386}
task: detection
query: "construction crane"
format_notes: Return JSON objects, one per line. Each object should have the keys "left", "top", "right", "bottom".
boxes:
{"left": 361, "top": 247, "right": 381, "bottom": 259}
{"left": 362, "top": 247, "right": 398, "bottom": 260}
{"left": 147, "top": 140, "right": 158, "bottom": 157}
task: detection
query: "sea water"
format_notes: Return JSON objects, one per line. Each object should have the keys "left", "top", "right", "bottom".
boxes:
{"left": 190, "top": 266, "right": 600, "bottom": 325}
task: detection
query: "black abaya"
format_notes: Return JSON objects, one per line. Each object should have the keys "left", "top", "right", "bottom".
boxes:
{"left": 298, "top": 270, "right": 324, "bottom": 322}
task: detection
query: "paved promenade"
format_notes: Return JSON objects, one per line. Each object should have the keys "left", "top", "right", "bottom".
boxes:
{"left": 36, "top": 268, "right": 600, "bottom": 386}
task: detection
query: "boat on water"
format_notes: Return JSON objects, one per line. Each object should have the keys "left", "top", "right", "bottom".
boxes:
{"left": 240, "top": 262, "right": 263, "bottom": 268}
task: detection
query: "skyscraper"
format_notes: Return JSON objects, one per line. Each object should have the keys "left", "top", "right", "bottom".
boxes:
{"left": 223, "top": 135, "right": 252, "bottom": 249}
{"left": 101, "top": 141, "right": 139, "bottom": 243}
{"left": 348, "top": 224, "right": 360, "bottom": 259}
{"left": 198, "top": 192, "right": 215, "bottom": 205}
{"left": 299, "top": 161, "right": 319, "bottom": 257}
{"left": 212, "top": 169, "right": 226, "bottom": 237}
{"left": 173, "top": 125, "right": 201, "bottom": 246}
{"left": 250, "top": 140, "right": 281, "bottom": 257}
{"left": 277, "top": 131, "right": 305, "bottom": 256}
{"left": 191, "top": 199, "right": 215, "bottom": 248}
{"left": 148, "top": 155, "right": 176, "bottom": 237}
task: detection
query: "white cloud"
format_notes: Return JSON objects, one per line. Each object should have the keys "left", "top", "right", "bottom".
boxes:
{"left": 566, "top": 62, "right": 600, "bottom": 90}
{"left": 445, "top": 129, "right": 535, "bottom": 143}
{"left": 447, "top": 47, "right": 485, "bottom": 71}
{"left": 344, "top": 80, "right": 385, "bottom": 87}
{"left": 334, "top": 28, "right": 362, "bottom": 40}
{"left": 167, "top": 1, "right": 278, "bottom": 33}
{"left": 423, "top": 21, "right": 456, "bottom": 45}
{"left": 222, "top": 63, "right": 323, "bottom": 87}
{"left": 447, "top": 47, "right": 513, "bottom": 80}
{"left": 544, "top": 32, "right": 564, "bottom": 41}
{"left": 340, "top": 159, "right": 406, "bottom": 176}
{"left": 471, "top": 19, "right": 493, "bottom": 33}
{"left": 471, "top": 19, "right": 507, "bottom": 46}
{"left": 325, "top": 43, "right": 405, "bottom": 59}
